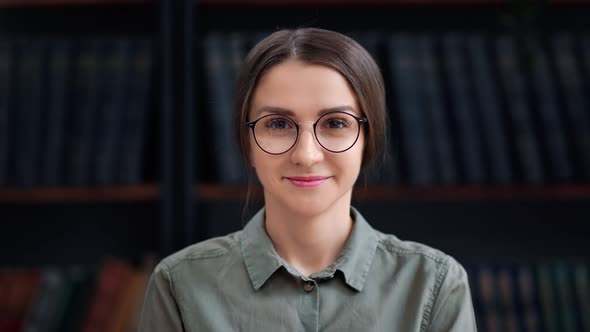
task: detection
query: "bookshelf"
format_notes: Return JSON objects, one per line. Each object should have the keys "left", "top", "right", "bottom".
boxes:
{"left": 0, "top": 0, "right": 161, "bottom": 264}
{"left": 1, "top": 0, "right": 589, "bottom": 330}
{"left": 0, "top": 2, "right": 165, "bottom": 329}
{"left": 0, "top": 0, "right": 587, "bottom": 265}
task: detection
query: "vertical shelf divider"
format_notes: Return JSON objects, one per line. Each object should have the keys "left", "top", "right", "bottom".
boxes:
{"left": 160, "top": 0, "right": 196, "bottom": 257}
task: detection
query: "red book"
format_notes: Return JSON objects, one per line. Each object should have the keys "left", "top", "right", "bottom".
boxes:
{"left": 81, "top": 258, "right": 133, "bottom": 332}
{"left": 0, "top": 270, "right": 41, "bottom": 332}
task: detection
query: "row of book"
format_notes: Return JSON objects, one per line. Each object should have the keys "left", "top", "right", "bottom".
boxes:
{"left": 0, "top": 256, "right": 156, "bottom": 332}
{"left": 202, "top": 30, "right": 590, "bottom": 186}
{"left": 0, "top": 36, "right": 153, "bottom": 188}
{"left": 3, "top": 31, "right": 589, "bottom": 188}
{"left": 468, "top": 261, "right": 590, "bottom": 332}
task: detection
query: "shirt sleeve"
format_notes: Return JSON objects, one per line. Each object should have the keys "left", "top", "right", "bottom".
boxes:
{"left": 138, "top": 262, "right": 185, "bottom": 332}
{"left": 427, "top": 257, "right": 478, "bottom": 332}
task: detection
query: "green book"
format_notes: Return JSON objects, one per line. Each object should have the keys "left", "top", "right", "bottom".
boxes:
{"left": 537, "top": 263, "right": 559, "bottom": 332}
{"left": 57, "top": 267, "right": 96, "bottom": 332}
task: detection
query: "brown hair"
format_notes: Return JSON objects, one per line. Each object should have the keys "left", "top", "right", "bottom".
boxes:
{"left": 233, "top": 28, "right": 388, "bottom": 205}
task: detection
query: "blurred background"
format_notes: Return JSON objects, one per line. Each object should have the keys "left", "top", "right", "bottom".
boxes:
{"left": 0, "top": 0, "right": 589, "bottom": 331}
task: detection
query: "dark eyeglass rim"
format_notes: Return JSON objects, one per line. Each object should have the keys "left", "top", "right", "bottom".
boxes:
{"left": 245, "top": 111, "right": 368, "bottom": 155}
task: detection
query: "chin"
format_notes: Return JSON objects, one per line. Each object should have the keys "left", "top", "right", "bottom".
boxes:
{"left": 282, "top": 192, "right": 343, "bottom": 217}
{"left": 286, "top": 201, "right": 330, "bottom": 217}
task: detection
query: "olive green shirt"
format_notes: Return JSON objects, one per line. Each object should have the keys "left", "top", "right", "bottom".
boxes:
{"left": 139, "top": 207, "right": 477, "bottom": 331}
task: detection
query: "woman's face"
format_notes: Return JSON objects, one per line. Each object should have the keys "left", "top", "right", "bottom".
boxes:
{"left": 248, "top": 60, "right": 365, "bottom": 216}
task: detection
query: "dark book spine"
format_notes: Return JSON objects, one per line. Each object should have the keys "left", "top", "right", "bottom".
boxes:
{"left": 117, "top": 38, "right": 152, "bottom": 185}
{"left": 496, "top": 266, "right": 524, "bottom": 332}
{"left": 582, "top": 35, "right": 590, "bottom": 139}
{"left": 42, "top": 39, "right": 70, "bottom": 187}
{"left": 515, "top": 265, "right": 545, "bottom": 332}
{"left": 476, "top": 266, "right": 502, "bottom": 332}
{"left": 0, "top": 40, "right": 13, "bottom": 187}
{"left": 203, "top": 32, "right": 247, "bottom": 185}
{"left": 537, "top": 263, "right": 560, "bottom": 332}
{"left": 495, "top": 34, "right": 545, "bottom": 184}
{"left": 524, "top": 35, "right": 573, "bottom": 183}
{"left": 466, "top": 33, "right": 513, "bottom": 184}
{"left": 551, "top": 32, "right": 590, "bottom": 181}
{"left": 94, "top": 38, "right": 129, "bottom": 186}
{"left": 227, "top": 32, "right": 249, "bottom": 184}
{"left": 388, "top": 33, "right": 437, "bottom": 186}
{"left": 441, "top": 32, "right": 487, "bottom": 185}
{"left": 553, "top": 262, "right": 583, "bottom": 332}
{"left": 14, "top": 38, "right": 46, "bottom": 188}
{"left": 418, "top": 33, "right": 457, "bottom": 185}
{"left": 350, "top": 31, "right": 400, "bottom": 185}
{"left": 466, "top": 265, "right": 487, "bottom": 332}
{"left": 66, "top": 39, "right": 101, "bottom": 186}
{"left": 573, "top": 263, "right": 590, "bottom": 332}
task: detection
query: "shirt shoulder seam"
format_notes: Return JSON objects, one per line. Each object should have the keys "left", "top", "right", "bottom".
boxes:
{"left": 420, "top": 255, "right": 451, "bottom": 332}
{"left": 376, "top": 239, "right": 447, "bottom": 264}
{"left": 165, "top": 241, "right": 240, "bottom": 272}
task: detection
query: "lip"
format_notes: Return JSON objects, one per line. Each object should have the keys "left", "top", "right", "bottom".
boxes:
{"left": 286, "top": 176, "right": 329, "bottom": 188}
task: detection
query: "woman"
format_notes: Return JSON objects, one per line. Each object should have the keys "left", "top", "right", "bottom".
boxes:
{"left": 139, "top": 28, "right": 477, "bottom": 331}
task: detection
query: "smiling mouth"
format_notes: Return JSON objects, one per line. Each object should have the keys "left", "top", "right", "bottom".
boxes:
{"left": 285, "top": 176, "right": 329, "bottom": 188}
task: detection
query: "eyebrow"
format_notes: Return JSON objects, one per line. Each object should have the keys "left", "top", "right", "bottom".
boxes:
{"left": 253, "top": 105, "right": 359, "bottom": 119}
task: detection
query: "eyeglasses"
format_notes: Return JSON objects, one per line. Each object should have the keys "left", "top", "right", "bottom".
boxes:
{"left": 246, "top": 111, "right": 367, "bottom": 155}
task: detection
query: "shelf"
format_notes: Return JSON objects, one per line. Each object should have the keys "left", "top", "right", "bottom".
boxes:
{"left": 199, "top": 0, "right": 590, "bottom": 5}
{"left": 0, "top": 184, "right": 159, "bottom": 203}
{"left": 549, "top": 0, "right": 590, "bottom": 3}
{"left": 196, "top": 184, "right": 590, "bottom": 201}
{"left": 352, "top": 184, "right": 590, "bottom": 201}
{"left": 199, "top": 0, "right": 505, "bottom": 5}
{"left": 0, "top": 0, "right": 585, "bottom": 9}
{"left": 0, "top": 0, "right": 147, "bottom": 7}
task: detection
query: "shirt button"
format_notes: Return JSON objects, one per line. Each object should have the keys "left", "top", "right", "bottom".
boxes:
{"left": 303, "top": 281, "right": 315, "bottom": 293}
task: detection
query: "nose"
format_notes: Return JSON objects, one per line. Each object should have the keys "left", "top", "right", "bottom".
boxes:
{"left": 289, "top": 122, "right": 324, "bottom": 167}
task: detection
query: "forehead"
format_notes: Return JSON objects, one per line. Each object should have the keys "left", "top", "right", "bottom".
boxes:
{"left": 250, "top": 60, "right": 359, "bottom": 119}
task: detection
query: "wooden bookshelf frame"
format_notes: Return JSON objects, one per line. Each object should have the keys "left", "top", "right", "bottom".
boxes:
{"left": 198, "top": 0, "right": 504, "bottom": 5}
{"left": 0, "top": 0, "right": 148, "bottom": 6}
{"left": 1, "top": 0, "right": 587, "bottom": 7}
{"left": 197, "top": 0, "right": 589, "bottom": 5}
{"left": 0, "top": 184, "right": 159, "bottom": 203}
{"left": 196, "top": 184, "right": 590, "bottom": 201}
{"left": 2, "top": 184, "right": 589, "bottom": 202}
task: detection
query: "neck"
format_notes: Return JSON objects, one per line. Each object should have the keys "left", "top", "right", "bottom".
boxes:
{"left": 263, "top": 193, "right": 354, "bottom": 277}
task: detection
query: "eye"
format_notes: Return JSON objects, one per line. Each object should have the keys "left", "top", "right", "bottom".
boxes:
{"left": 322, "top": 118, "right": 351, "bottom": 129}
{"left": 265, "top": 117, "right": 293, "bottom": 129}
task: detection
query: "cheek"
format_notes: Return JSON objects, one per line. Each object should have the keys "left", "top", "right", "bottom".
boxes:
{"left": 351, "top": 134, "right": 366, "bottom": 165}
{"left": 248, "top": 135, "right": 257, "bottom": 167}
{"left": 341, "top": 144, "right": 365, "bottom": 179}
{"left": 357, "top": 133, "right": 368, "bottom": 167}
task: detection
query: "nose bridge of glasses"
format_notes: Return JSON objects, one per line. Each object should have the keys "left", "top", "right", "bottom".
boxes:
{"left": 295, "top": 120, "right": 316, "bottom": 135}
{"left": 294, "top": 120, "right": 321, "bottom": 148}
{"left": 297, "top": 120, "right": 316, "bottom": 127}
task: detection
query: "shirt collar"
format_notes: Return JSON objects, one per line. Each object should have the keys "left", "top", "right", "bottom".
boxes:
{"left": 240, "top": 206, "right": 378, "bottom": 292}
{"left": 240, "top": 208, "right": 284, "bottom": 291}
{"left": 332, "top": 206, "right": 378, "bottom": 291}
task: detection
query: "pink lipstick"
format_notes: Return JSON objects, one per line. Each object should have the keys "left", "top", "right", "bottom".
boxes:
{"left": 286, "top": 176, "right": 329, "bottom": 188}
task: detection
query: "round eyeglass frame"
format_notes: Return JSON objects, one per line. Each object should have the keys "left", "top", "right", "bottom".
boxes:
{"left": 246, "top": 111, "right": 368, "bottom": 155}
